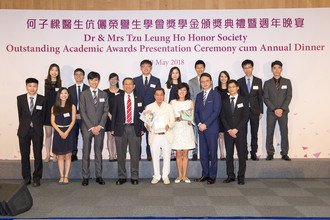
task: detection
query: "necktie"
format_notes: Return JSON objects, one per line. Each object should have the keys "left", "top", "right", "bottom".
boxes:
{"left": 203, "top": 91, "right": 207, "bottom": 106}
{"left": 230, "top": 97, "right": 235, "bottom": 113}
{"left": 77, "top": 85, "right": 81, "bottom": 110}
{"left": 275, "top": 79, "right": 280, "bottom": 90}
{"left": 29, "top": 97, "right": 34, "bottom": 114}
{"left": 127, "top": 94, "right": 132, "bottom": 124}
{"left": 93, "top": 90, "right": 97, "bottom": 105}
{"left": 247, "top": 78, "right": 251, "bottom": 93}
{"left": 144, "top": 76, "right": 148, "bottom": 89}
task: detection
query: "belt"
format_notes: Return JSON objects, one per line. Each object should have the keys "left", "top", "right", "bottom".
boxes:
{"left": 155, "top": 132, "right": 165, "bottom": 135}
{"left": 58, "top": 125, "right": 70, "bottom": 128}
{"left": 124, "top": 123, "right": 134, "bottom": 126}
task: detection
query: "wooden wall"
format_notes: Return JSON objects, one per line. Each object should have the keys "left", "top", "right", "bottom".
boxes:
{"left": 1, "top": 0, "right": 330, "bottom": 10}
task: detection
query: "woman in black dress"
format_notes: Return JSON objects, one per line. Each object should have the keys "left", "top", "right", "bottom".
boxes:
{"left": 51, "top": 87, "right": 76, "bottom": 184}
{"left": 104, "top": 73, "right": 124, "bottom": 161}
{"left": 44, "top": 63, "right": 62, "bottom": 162}
{"left": 215, "top": 70, "right": 230, "bottom": 160}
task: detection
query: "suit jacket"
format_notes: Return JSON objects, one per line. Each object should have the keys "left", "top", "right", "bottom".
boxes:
{"left": 111, "top": 92, "right": 144, "bottom": 137}
{"left": 68, "top": 83, "right": 89, "bottom": 113}
{"left": 79, "top": 89, "right": 109, "bottom": 131}
{"left": 188, "top": 76, "right": 201, "bottom": 102}
{"left": 133, "top": 75, "right": 161, "bottom": 106}
{"left": 263, "top": 77, "right": 292, "bottom": 113}
{"left": 237, "top": 76, "right": 263, "bottom": 115}
{"left": 221, "top": 95, "right": 249, "bottom": 135}
{"left": 194, "top": 89, "right": 221, "bottom": 134}
{"left": 17, "top": 94, "right": 46, "bottom": 137}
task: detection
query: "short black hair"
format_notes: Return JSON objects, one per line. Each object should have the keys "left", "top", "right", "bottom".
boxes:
{"left": 153, "top": 87, "right": 165, "bottom": 95}
{"left": 122, "top": 77, "right": 135, "bottom": 85}
{"left": 26, "top": 78, "right": 38, "bottom": 85}
{"left": 140, "top": 59, "right": 153, "bottom": 66}
{"left": 195, "top": 60, "right": 205, "bottom": 68}
{"left": 175, "top": 82, "right": 191, "bottom": 100}
{"left": 87, "top": 71, "right": 100, "bottom": 80}
{"left": 74, "top": 68, "right": 85, "bottom": 75}
{"left": 271, "top": 60, "right": 283, "bottom": 68}
{"left": 228, "top": 79, "right": 239, "bottom": 87}
{"left": 241, "top": 59, "right": 254, "bottom": 68}
{"left": 200, "top": 72, "right": 212, "bottom": 81}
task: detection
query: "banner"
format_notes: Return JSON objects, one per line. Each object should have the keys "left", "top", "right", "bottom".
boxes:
{"left": 0, "top": 8, "right": 329, "bottom": 159}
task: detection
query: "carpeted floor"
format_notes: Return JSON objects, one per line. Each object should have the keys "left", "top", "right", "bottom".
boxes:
{"left": 1, "top": 178, "right": 330, "bottom": 218}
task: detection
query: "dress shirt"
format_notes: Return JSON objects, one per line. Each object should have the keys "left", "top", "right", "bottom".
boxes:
{"left": 229, "top": 94, "right": 239, "bottom": 107}
{"left": 27, "top": 94, "right": 37, "bottom": 109}
{"left": 143, "top": 74, "right": 151, "bottom": 85}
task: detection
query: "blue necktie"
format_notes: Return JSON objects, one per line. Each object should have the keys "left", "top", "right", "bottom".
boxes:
{"left": 247, "top": 78, "right": 251, "bottom": 93}
{"left": 77, "top": 85, "right": 81, "bottom": 110}
{"left": 203, "top": 91, "right": 207, "bottom": 106}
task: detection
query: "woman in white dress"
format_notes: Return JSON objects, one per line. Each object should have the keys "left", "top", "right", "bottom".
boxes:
{"left": 170, "top": 83, "right": 195, "bottom": 183}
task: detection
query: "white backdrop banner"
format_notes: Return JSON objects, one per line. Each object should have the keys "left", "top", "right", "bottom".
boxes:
{"left": 0, "top": 8, "right": 329, "bottom": 159}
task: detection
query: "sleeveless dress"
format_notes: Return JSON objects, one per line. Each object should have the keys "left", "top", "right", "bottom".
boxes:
{"left": 52, "top": 107, "right": 74, "bottom": 155}
{"left": 171, "top": 100, "right": 195, "bottom": 150}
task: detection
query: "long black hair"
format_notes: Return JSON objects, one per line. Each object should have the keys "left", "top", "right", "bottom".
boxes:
{"left": 45, "top": 63, "right": 61, "bottom": 89}
{"left": 52, "top": 87, "right": 72, "bottom": 115}
{"left": 108, "top": 72, "right": 119, "bottom": 88}
{"left": 165, "top": 67, "right": 182, "bottom": 89}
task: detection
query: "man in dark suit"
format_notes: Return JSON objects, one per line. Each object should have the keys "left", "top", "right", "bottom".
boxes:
{"left": 237, "top": 59, "right": 263, "bottom": 161}
{"left": 133, "top": 59, "right": 161, "bottom": 161}
{"left": 17, "top": 78, "right": 46, "bottom": 187}
{"left": 194, "top": 73, "right": 221, "bottom": 184}
{"left": 221, "top": 80, "right": 249, "bottom": 185}
{"left": 80, "top": 71, "right": 109, "bottom": 186}
{"left": 111, "top": 77, "right": 144, "bottom": 185}
{"left": 68, "top": 68, "right": 89, "bottom": 162}
{"left": 263, "top": 60, "right": 292, "bottom": 161}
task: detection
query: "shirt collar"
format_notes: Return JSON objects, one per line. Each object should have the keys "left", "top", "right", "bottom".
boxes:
{"left": 230, "top": 94, "right": 238, "bottom": 99}
{"left": 245, "top": 75, "right": 253, "bottom": 81}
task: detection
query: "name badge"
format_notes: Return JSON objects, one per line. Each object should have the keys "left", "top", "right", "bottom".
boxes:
{"left": 63, "top": 113, "right": 70, "bottom": 118}
{"left": 99, "top": 98, "right": 105, "bottom": 102}
{"left": 55, "top": 88, "right": 59, "bottom": 92}
{"left": 281, "top": 85, "right": 287, "bottom": 89}
{"left": 150, "top": 84, "right": 156, "bottom": 88}
{"left": 253, "top": 86, "right": 259, "bottom": 90}
{"left": 137, "top": 102, "right": 142, "bottom": 107}
{"left": 36, "top": 105, "right": 42, "bottom": 110}
{"left": 237, "top": 103, "right": 244, "bottom": 108}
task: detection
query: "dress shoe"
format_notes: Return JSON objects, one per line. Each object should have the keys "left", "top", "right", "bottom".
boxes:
{"left": 82, "top": 178, "right": 89, "bottom": 186}
{"left": 23, "top": 178, "right": 31, "bottom": 185}
{"left": 251, "top": 155, "right": 259, "bottom": 161}
{"left": 223, "top": 177, "right": 235, "bottom": 183}
{"left": 147, "top": 156, "right": 152, "bottom": 161}
{"left": 96, "top": 177, "right": 105, "bottom": 185}
{"left": 71, "top": 155, "right": 78, "bottom": 162}
{"left": 281, "top": 155, "right": 291, "bottom": 161}
{"left": 192, "top": 154, "right": 198, "bottom": 161}
{"left": 266, "top": 155, "right": 274, "bottom": 161}
{"left": 151, "top": 178, "right": 159, "bottom": 184}
{"left": 207, "top": 178, "right": 216, "bottom": 184}
{"left": 32, "top": 179, "right": 40, "bottom": 187}
{"left": 194, "top": 176, "right": 209, "bottom": 182}
{"left": 163, "top": 177, "right": 170, "bottom": 185}
{"left": 109, "top": 158, "right": 117, "bottom": 162}
{"left": 171, "top": 157, "right": 176, "bottom": 161}
{"left": 116, "top": 178, "right": 127, "bottom": 185}
{"left": 131, "top": 179, "right": 139, "bottom": 185}
{"left": 238, "top": 179, "right": 245, "bottom": 185}
{"left": 220, "top": 157, "right": 226, "bottom": 161}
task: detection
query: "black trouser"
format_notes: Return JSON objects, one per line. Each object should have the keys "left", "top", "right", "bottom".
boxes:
{"left": 72, "top": 119, "right": 82, "bottom": 156}
{"left": 246, "top": 110, "right": 260, "bottom": 156}
{"left": 18, "top": 127, "right": 43, "bottom": 180}
{"left": 224, "top": 132, "right": 247, "bottom": 180}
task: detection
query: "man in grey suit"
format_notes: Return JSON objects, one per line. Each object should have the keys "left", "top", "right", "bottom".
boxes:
{"left": 263, "top": 60, "right": 292, "bottom": 161}
{"left": 80, "top": 71, "right": 109, "bottom": 186}
{"left": 188, "top": 60, "right": 205, "bottom": 161}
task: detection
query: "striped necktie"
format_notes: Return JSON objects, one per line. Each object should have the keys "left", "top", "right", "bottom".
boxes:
{"left": 93, "top": 90, "right": 97, "bottom": 105}
{"left": 126, "top": 94, "right": 132, "bottom": 124}
{"left": 203, "top": 91, "right": 207, "bottom": 106}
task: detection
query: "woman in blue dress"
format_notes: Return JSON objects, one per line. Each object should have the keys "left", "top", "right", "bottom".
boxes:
{"left": 51, "top": 87, "right": 76, "bottom": 184}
